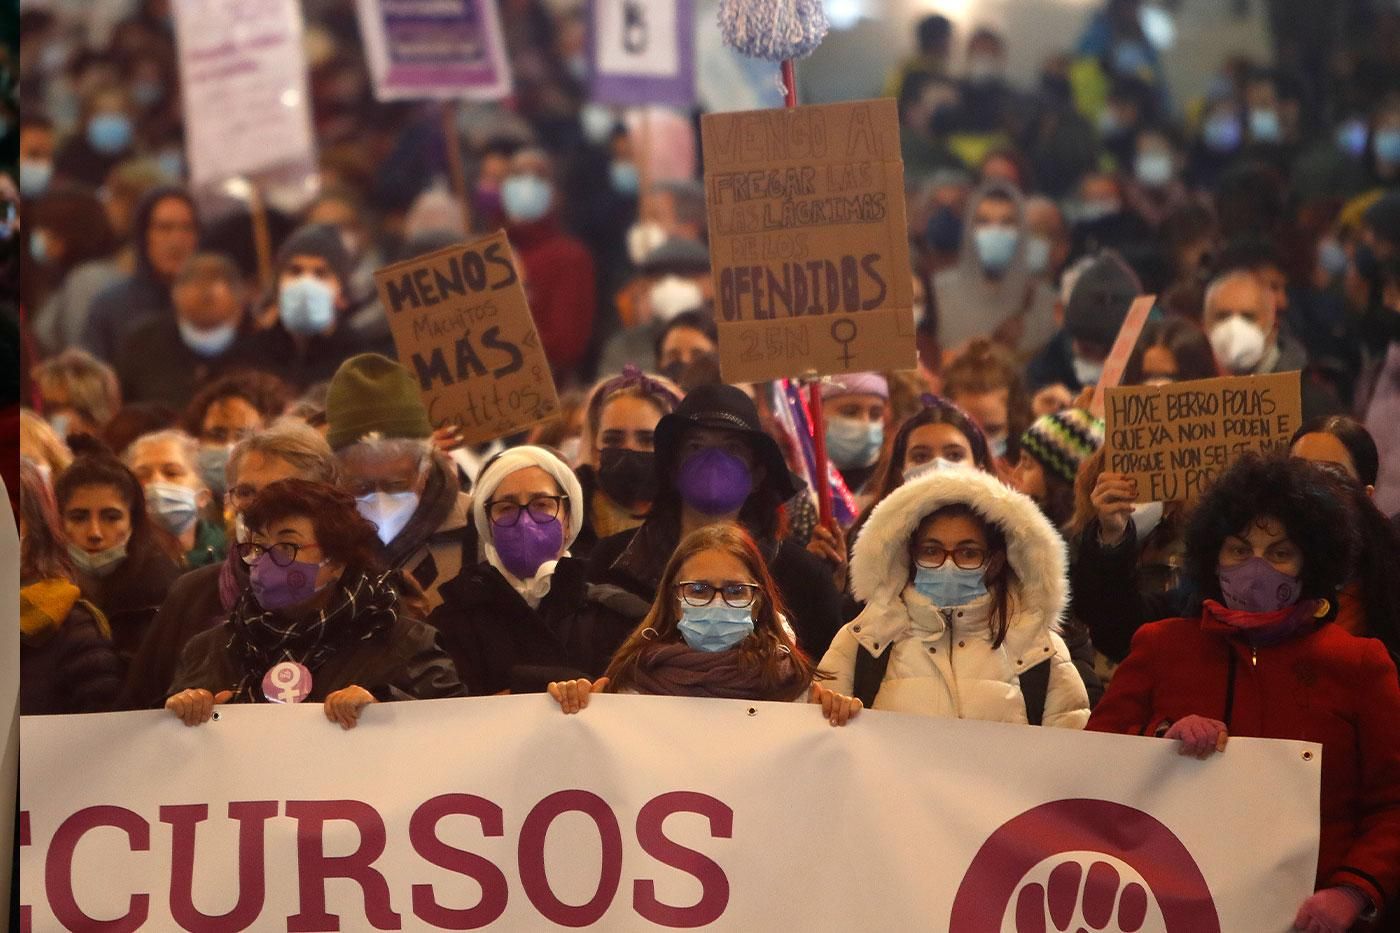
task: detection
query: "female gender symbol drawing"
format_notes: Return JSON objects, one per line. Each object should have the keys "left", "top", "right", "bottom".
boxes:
{"left": 831, "top": 318, "right": 858, "bottom": 367}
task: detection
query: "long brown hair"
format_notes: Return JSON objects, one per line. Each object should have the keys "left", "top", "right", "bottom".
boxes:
{"left": 604, "top": 523, "right": 821, "bottom": 695}
{"left": 20, "top": 458, "right": 77, "bottom": 584}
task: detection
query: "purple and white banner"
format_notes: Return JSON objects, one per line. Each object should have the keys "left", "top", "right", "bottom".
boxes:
{"left": 589, "top": 0, "right": 695, "bottom": 108}
{"left": 355, "top": 0, "right": 512, "bottom": 102}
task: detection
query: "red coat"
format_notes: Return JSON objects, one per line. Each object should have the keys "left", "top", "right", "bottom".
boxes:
{"left": 1087, "top": 605, "right": 1400, "bottom": 910}
{"left": 508, "top": 217, "right": 597, "bottom": 381}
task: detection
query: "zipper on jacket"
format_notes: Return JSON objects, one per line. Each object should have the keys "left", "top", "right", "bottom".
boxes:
{"left": 1250, "top": 646, "right": 1257, "bottom": 667}
{"left": 940, "top": 609, "right": 964, "bottom": 719}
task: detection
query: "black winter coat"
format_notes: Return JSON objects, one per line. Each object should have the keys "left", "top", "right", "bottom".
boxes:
{"left": 21, "top": 599, "right": 123, "bottom": 715}
{"left": 586, "top": 520, "right": 845, "bottom": 660}
{"left": 170, "top": 615, "right": 466, "bottom": 703}
{"left": 119, "top": 561, "right": 230, "bottom": 710}
{"left": 79, "top": 542, "right": 183, "bottom": 669}
{"left": 428, "top": 557, "right": 649, "bottom": 696}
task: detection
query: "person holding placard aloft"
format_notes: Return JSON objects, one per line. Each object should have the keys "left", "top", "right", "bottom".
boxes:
{"left": 549, "top": 523, "right": 861, "bottom": 727}
{"left": 1088, "top": 454, "right": 1400, "bottom": 932}
{"left": 819, "top": 467, "right": 1090, "bottom": 727}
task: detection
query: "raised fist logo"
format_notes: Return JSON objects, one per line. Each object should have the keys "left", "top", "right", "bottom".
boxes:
{"left": 1012, "top": 856, "right": 1155, "bottom": 932}
{"left": 950, "top": 799, "right": 1219, "bottom": 933}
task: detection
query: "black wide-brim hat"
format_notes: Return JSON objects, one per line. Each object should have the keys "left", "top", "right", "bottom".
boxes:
{"left": 653, "top": 383, "right": 799, "bottom": 502}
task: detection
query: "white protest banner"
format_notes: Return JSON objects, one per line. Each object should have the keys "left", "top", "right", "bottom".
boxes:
{"left": 21, "top": 696, "right": 1319, "bottom": 931}
{"left": 172, "top": 0, "right": 317, "bottom": 188}
{"left": 589, "top": 0, "right": 695, "bottom": 108}
{"left": 355, "top": 0, "right": 512, "bottom": 102}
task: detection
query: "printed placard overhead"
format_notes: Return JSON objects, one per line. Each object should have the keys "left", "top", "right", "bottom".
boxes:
{"left": 589, "top": 0, "right": 695, "bottom": 107}
{"left": 1104, "top": 371, "right": 1302, "bottom": 502}
{"left": 702, "top": 99, "right": 917, "bottom": 384}
{"left": 172, "top": 0, "right": 317, "bottom": 187}
{"left": 374, "top": 231, "right": 560, "bottom": 444}
{"left": 354, "top": 0, "right": 512, "bottom": 101}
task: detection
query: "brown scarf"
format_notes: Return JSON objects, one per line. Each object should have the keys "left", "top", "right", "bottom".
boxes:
{"left": 627, "top": 641, "right": 808, "bottom": 701}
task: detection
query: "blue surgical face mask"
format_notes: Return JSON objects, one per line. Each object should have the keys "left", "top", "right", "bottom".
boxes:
{"left": 501, "top": 174, "right": 553, "bottom": 223}
{"left": 913, "top": 563, "right": 988, "bottom": 608}
{"left": 1375, "top": 129, "right": 1400, "bottom": 166}
{"left": 279, "top": 276, "right": 336, "bottom": 335}
{"left": 825, "top": 416, "right": 884, "bottom": 469}
{"left": 197, "top": 445, "right": 231, "bottom": 496}
{"left": 68, "top": 541, "right": 128, "bottom": 578}
{"left": 1111, "top": 41, "right": 1152, "bottom": 77}
{"left": 677, "top": 603, "right": 755, "bottom": 652}
{"left": 1335, "top": 119, "right": 1368, "bottom": 158}
{"left": 989, "top": 435, "right": 1008, "bottom": 459}
{"left": 1023, "top": 234, "right": 1051, "bottom": 275}
{"left": 178, "top": 319, "right": 238, "bottom": 357}
{"left": 145, "top": 481, "right": 200, "bottom": 535}
{"left": 1248, "top": 108, "right": 1281, "bottom": 143}
{"left": 609, "top": 160, "right": 640, "bottom": 196}
{"left": 1203, "top": 113, "right": 1242, "bottom": 153}
{"left": 1135, "top": 151, "right": 1174, "bottom": 187}
{"left": 86, "top": 112, "right": 134, "bottom": 154}
{"left": 1318, "top": 238, "right": 1349, "bottom": 278}
{"left": 20, "top": 159, "right": 53, "bottom": 197}
{"left": 975, "top": 225, "right": 1018, "bottom": 273}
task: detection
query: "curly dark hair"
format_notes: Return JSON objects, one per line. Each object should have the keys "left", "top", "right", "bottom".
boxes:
{"left": 182, "top": 370, "right": 293, "bottom": 439}
{"left": 243, "top": 479, "right": 383, "bottom": 577}
{"left": 1184, "top": 453, "right": 1357, "bottom": 605}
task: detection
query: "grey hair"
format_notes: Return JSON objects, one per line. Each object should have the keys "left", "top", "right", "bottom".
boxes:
{"left": 1204, "top": 268, "right": 1271, "bottom": 317}
{"left": 124, "top": 429, "right": 204, "bottom": 489}
{"left": 335, "top": 434, "right": 433, "bottom": 475}
{"left": 228, "top": 421, "right": 339, "bottom": 489}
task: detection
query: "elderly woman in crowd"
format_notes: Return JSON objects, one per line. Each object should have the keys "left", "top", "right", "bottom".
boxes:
{"left": 124, "top": 428, "right": 225, "bottom": 568}
{"left": 167, "top": 479, "right": 464, "bottom": 727}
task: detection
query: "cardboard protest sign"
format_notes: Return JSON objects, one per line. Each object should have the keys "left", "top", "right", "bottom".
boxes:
{"left": 1104, "top": 371, "right": 1302, "bottom": 502}
{"left": 374, "top": 231, "right": 559, "bottom": 444}
{"left": 172, "top": 0, "right": 316, "bottom": 187}
{"left": 354, "top": 0, "right": 511, "bottom": 101}
{"left": 701, "top": 99, "right": 917, "bottom": 384}
{"left": 1089, "top": 294, "right": 1156, "bottom": 418}
{"left": 589, "top": 0, "right": 695, "bottom": 107}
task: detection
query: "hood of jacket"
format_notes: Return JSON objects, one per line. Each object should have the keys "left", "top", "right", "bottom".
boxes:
{"left": 849, "top": 468, "right": 1067, "bottom": 646}
{"left": 130, "top": 185, "right": 200, "bottom": 282}
{"left": 955, "top": 179, "right": 1030, "bottom": 278}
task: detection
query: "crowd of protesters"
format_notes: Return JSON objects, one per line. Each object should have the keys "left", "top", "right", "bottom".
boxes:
{"left": 11, "top": 1, "right": 1400, "bottom": 929}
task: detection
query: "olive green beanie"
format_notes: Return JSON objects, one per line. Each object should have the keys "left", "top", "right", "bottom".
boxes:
{"left": 325, "top": 353, "right": 434, "bottom": 451}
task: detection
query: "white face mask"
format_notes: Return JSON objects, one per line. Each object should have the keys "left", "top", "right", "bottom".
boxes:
{"left": 1131, "top": 500, "right": 1165, "bottom": 540}
{"left": 356, "top": 491, "right": 421, "bottom": 546}
{"left": 1072, "top": 355, "right": 1105, "bottom": 387}
{"left": 903, "top": 457, "right": 970, "bottom": 482}
{"left": 626, "top": 221, "right": 667, "bottom": 265}
{"left": 1209, "top": 315, "right": 1267, "bottom": 374}
{"left": 648, "top": 276, "right": 705, "bottom": 322}
{"left": 558, "top": 436, "right": 582, "bottom": 465}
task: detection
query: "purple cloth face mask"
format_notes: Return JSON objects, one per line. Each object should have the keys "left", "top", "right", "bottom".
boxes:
{"left": 1217, "top": 556, "right": 1301, "bottom": 614}
{"left": 677, "top": 448, "right": 753, "bottom": 516}
{"left": 251, "top": 557, "right": 329, "bottom": 611}
{"left": 493, "top": 515, "right": 564, "bottom": 580}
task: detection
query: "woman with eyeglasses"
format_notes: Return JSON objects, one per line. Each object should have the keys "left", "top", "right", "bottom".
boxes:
{"left": 819, "top": 467, "right": 1090, "bottom": 727}
{"left": 427, "top": 447, "right": 649, "bottom": 696}
{"left": 547, "top": 523, "right": 862, "bottom": 726}
{"left": 166, "top": 479, "right": 464, "bottom": 728}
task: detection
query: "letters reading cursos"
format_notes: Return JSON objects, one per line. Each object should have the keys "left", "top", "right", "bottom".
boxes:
{"left": 25, "top": 791, "right": 734, "bottom": 932}
{"left": 383, "top": 241, "right": 518, "bottom": 314}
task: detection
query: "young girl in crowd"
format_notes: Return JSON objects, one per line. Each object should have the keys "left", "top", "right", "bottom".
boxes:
{"left": 549, "top": 523, "right": 861, "bottom": 726}
{"left": 20, "top": 458, "right": 123, "bottom": 714}
{"left": 428, "top": 446, "right": 647, "bottom": 696}
{"left": 1121, "top": 316, "right": 1220, "bottom": 386}
{"left": 1009, "top": 407, "right": 1104, "bottom": 532}
{"left": 821, "top": 467, "right": 1090, "bottom": 727}
{"left": 167, "top": 479, "right": 464, "bottom": 727}
{"left": 570, "top": 366, "right": 682, "bottom": 558}
{"left": 55, "top": 448, "right": 181, "bottom": 666}
{"left": 940, "top": 337, "right": 1031, "bottom": 462}
{"left": 1088, "top": 454, "right": 1400, "bottom": 932}
{"left": 820, "top": 372, "right": 890, "bottom": 499}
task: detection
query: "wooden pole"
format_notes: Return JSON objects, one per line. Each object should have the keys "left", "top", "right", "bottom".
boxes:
{"left": 441, "top": 100, "right": 473, "bottom": 232}
{"left": 247, "top": 180, "right": 273, "bottom": 293}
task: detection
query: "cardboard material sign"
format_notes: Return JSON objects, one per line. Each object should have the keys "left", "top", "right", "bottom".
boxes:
{"left": 1089, "top": 294, "right": 1156, "bottom": 418}
{"left": 374, "top": 231, "right": 559, "bottom": 444}
{"left": 354, "top": 0, "right": 512, "bottom": 101}
{"left": 589, "top": 0, "right": 695, "bottom": 107}
{"left": 1104, "top": 371, "right": 1302, "bottom": 502}
{"left": 701, "top": 99, "right": 916, "bottom": 384}
{"left": 173, "top": 0, "right": 316, "bottom": 187}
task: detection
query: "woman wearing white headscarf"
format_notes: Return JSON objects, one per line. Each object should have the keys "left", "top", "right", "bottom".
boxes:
{"left": 427, "top": 446, "right": 651, "bottom": 695}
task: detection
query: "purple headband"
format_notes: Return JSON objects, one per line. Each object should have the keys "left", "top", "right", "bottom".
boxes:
{"left": 593, "top": 364, "right": 682, "bottom": 414}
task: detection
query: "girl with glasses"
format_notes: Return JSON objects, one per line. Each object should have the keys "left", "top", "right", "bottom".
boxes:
{"left": 428, "top": 446, "right": 648, "bottom": 696}
{"left": 819, "top": 468, "right": 1090, "bottom": 727}
{"left": 548, "top": 523, "right": 863, "bottom": 726}
{"left": 166, "top": 479, "right": 463, "bottom": 728}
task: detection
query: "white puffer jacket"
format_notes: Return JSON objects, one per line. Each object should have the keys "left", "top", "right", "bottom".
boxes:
{"left": 820, "top": 469, "right": 1089, "bottom": 728}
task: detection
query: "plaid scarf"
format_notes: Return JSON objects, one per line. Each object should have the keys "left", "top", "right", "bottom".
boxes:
{"left": 225, "top": 572, "right": 398, "bottom": 702}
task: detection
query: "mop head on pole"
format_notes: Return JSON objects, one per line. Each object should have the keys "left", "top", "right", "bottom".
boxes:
{"left": 718, "top": 0, "right": 829, "bottom": 61}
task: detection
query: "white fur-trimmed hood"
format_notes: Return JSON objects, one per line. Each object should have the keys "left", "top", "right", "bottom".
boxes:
{"left": 849, "top": 468, "right": 1067, "bottom": 633}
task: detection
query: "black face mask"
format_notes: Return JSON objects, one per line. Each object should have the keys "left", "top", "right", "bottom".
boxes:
{"left": 597, "top": 447, "right": 658, "bottom": 508}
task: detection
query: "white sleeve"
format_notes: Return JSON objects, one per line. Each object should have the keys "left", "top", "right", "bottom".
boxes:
{"left": 817, "top": 623, "right": 859, "bottom": 696}
{"left": 1040, "top": 631, "right": 1090, "bottom": 729}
